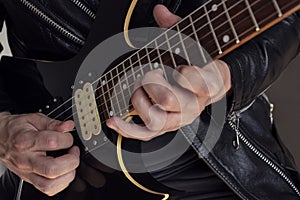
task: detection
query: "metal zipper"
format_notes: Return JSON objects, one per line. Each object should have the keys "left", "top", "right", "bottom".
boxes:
{"left": 20, "top": 0, "right": 85, "bottom": 46}
{"left": 228, "top": 116, "right": 300, "bottom": 197}
{"left": 69, "top": 0, "right": 96, "bottom": 20}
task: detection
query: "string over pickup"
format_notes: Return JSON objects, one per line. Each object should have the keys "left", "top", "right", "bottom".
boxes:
{"left": 75, "top": 82, "right": 102, "bottom": 141}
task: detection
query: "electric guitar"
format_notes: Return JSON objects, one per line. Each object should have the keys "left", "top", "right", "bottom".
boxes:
{"left": 1, "top": 0, "right": 299, "bottom": 199}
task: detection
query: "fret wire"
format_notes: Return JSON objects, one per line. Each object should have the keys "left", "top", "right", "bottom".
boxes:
{"left": 196, "top": 0, "right": 265, "bottom": 56}
{"left": 221, "top": 0, "right": 240, "bottom": 43}
{"left": 104, "top": 73, "right": 112, "bottom": 117}
{"left": 209, "top": 1, "right": 283, "bottom": 57}
{"left": 244, "top": 0, "right": 260, "bottom": 31}
{"left": 136, "top": 51, "right": 144, "bottom": 77}
{"left": 54, "top": 0, "right": 290, "bottom": 122}
{"left": 191, "top": 0, "right": 246, "bottom": 52}
{"left": 175, "top": 24, "right": 192, "bottom": 66}
{"left": 129, "top": 57, "right": 136, "bottom": 85}
{"left": 103, "top": 0, "right": 281, "bottom": 115}
{"left": 110, "top": 69, "right": 121, "bottom": 117}
{"left": 102, "top": 0, "right": 284, "bottom": 117}
{"left": 90, "top": 0, "right": 223, "bottom": 90}
{"left": 203, "top": 4, "right": 223, "bottom": 55}
{"left": 145, "top": 47, "right": 154, "bottom": 71}
{"left": 164, "top": 32, "right": 178, "bottom": 67}
{"left": 100, "top": 77, "right": 110, "bottom": 119}
{"left": 94, "top": 0, "right": 271, "bottom": 107}
{"left": 61, "top": 0, "right": 296, "bottom": 124}
{"left": 116, "top": 66, "right": 127, "bottom": 116}
{"left": 154, "top": 39, "right": 169, "bottom": 82}
{"left": 122, "top": 62, "right": 131, "bottom": 113}
{"left": 272, "top": 0, "right": 283, "bottom": 17}
{"left": 52, "top": 1, "right": 282, "bottom": 120}
{"left": 93, "top": 0, "right": 264, "bottom": 111}
{"left": 63, "top": 2, "right": 288, "bottom": 123}
{"left": 188, "top": 15, "right": 207, "bottom": 64}
{"left": 100, "top": 6, "right": 278, "bottom": 118}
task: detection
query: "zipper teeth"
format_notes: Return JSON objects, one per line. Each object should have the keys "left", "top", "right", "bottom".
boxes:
{"left": 228, "top": 121, "right": 300, "bottom": 197}
{"left": 20, "top": 0, "right": 85, "bottom": 45}
{"left": 70, "top": 0, "right": 96, "bottom": 20}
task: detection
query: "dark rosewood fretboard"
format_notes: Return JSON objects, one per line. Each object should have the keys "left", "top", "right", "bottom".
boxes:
{"left": 98, "top": 0, "right": 300, "bottom": 120}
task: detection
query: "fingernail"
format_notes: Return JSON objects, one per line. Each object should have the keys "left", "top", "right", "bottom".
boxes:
{"left": 75, "top": 146, "right": 80, "bottom": 156}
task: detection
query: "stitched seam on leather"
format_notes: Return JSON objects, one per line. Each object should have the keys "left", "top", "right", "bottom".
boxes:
{"left": 196, "top": 145, "right": 250, "bottom": 200}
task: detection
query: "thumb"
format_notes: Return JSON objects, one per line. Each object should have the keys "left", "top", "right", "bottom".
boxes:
{"left": 153, "top": 4, "right": 181, "bottom": 28}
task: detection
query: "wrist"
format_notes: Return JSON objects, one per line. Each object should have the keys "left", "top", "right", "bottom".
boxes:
{"left": 0, "top": 112, "right": 10, "bottom": 158}
{"left": 0, "top": 112, "right": 10, "bottom": 118}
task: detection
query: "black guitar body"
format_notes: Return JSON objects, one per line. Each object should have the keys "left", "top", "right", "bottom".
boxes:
{"left": 0, "top": 0, "right": 173, "bottom": 199}
{"left": 2, "top": 0, "right": 299, "bottom": 199}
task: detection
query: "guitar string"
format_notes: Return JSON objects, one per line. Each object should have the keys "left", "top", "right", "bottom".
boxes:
{"left": 46, "top": 0, "right": 218, "bottom": 118}
{"left": 89, "top": 0, "right": 277, "bottom": 98}
{"left": 50, "top": 0, "right": 243, "bottom": 118}
{"left": 54, "top": 0, "right": 284, "bottom": 126}
{"left": 86, "top": 1, "right": 282, "bottom": 123}
{"left": 13, "top": 1, "right": 289, "bottom": 200}
{"left": 92, "top": 0, "right": 291, "bottom": 117}
{"left": 78, "top": 0, "right": 289, "bottom": 159}
{"left": 52, "top": 1, "right": 291, "bottom": 156}
{"left": 48, "top": 0, "right": 260, "bottom": 121}
{"left": 90, "top": 0, "right": 273, "bottom": 111}
{"left": 59, "top": 0, "right": 280, "bottom": 123}
{"left": 49, "top": 0, "right": 285, "bottom": 125}
{"left": 57, "top": 9, "right": 287, "bottom": 147}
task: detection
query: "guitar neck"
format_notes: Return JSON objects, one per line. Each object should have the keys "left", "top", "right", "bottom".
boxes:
{"left": 176, "top": 0, "right": 300, "bottom": 59}
{"left": 98, "top": 0, "right": 300, "bottom": 120}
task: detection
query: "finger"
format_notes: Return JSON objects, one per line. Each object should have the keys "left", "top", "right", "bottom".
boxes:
{"left": 53, "top": 120, "right": 75, "bottom": 132}
{"left": 131, "top": 86, "right": 156, "bottom": 124}
{"left": 174, "top": 63, "right": 230, "bottom": 104}
{"left": 107, "top": 117, "right": 159, "bottom": 141}
{"left": 153, "top": 4, "right": 181, "bottom": 28}
{"left": 24, "top": 113, "right": 63, "bottom": 131}
{"left": 14, "top": 129, "right": 74, "bottom": 152}
{"left": 31, "top": 146, "right": 80, "bottom": 178}
{"left": 34, "top": 130, "right": 74, "bottom": 151}
{"left": 107, "top": 113, "right": 182, "bottom": 141}
{"left": 141, "top": 69, "right": 181, "bottom": 112}
{"left": 26, "top": 170, "right": 76, "bottom": 196}
{"left": 24, "top": 113, "right": 74, "bottom": 133}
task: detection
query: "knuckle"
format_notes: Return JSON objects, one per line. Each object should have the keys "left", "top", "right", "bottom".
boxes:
{"left": 176, "top": 65, "right": 193, "bottom": 77}
{"left": 131, "top": 92, "right": 140, "bottom": 108}
{"left": 146, "top": 117, "right": 164, "bottom": 132}
{"left": 71, "top": 156, "right": 80, "bottom": 168}
{"left": 44, "top": 134, "right": 59, "bottom": 149}
{"left": 13, "top": 132, "right": 34, "bottom": 152}
{"left": 12, "top": 156, "right": 29, "bottom": 169}
{"left": 144, "top": 69, "right": 160, "bottom": 78}
{"left": 159, "top": 93, "right": 178, "bottom": 110}
{"left": 36, "top": 180, "right": 54, "bottom": 196}
{"left": 43, "top": 163, "right": 58, "bottom": 178}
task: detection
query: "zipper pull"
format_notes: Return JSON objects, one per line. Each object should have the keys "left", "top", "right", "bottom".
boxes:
{"left": 228, "top": 111, "right": 241, "bottom": 149}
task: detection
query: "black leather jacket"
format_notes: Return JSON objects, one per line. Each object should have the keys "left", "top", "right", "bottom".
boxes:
{"left": 0, "top": 0, "right": 300, "bottom": 200}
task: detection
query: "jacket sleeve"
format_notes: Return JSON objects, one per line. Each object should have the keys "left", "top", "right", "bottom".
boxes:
{"left": 222, "top": 11, "right": 300, "bottom": 112}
